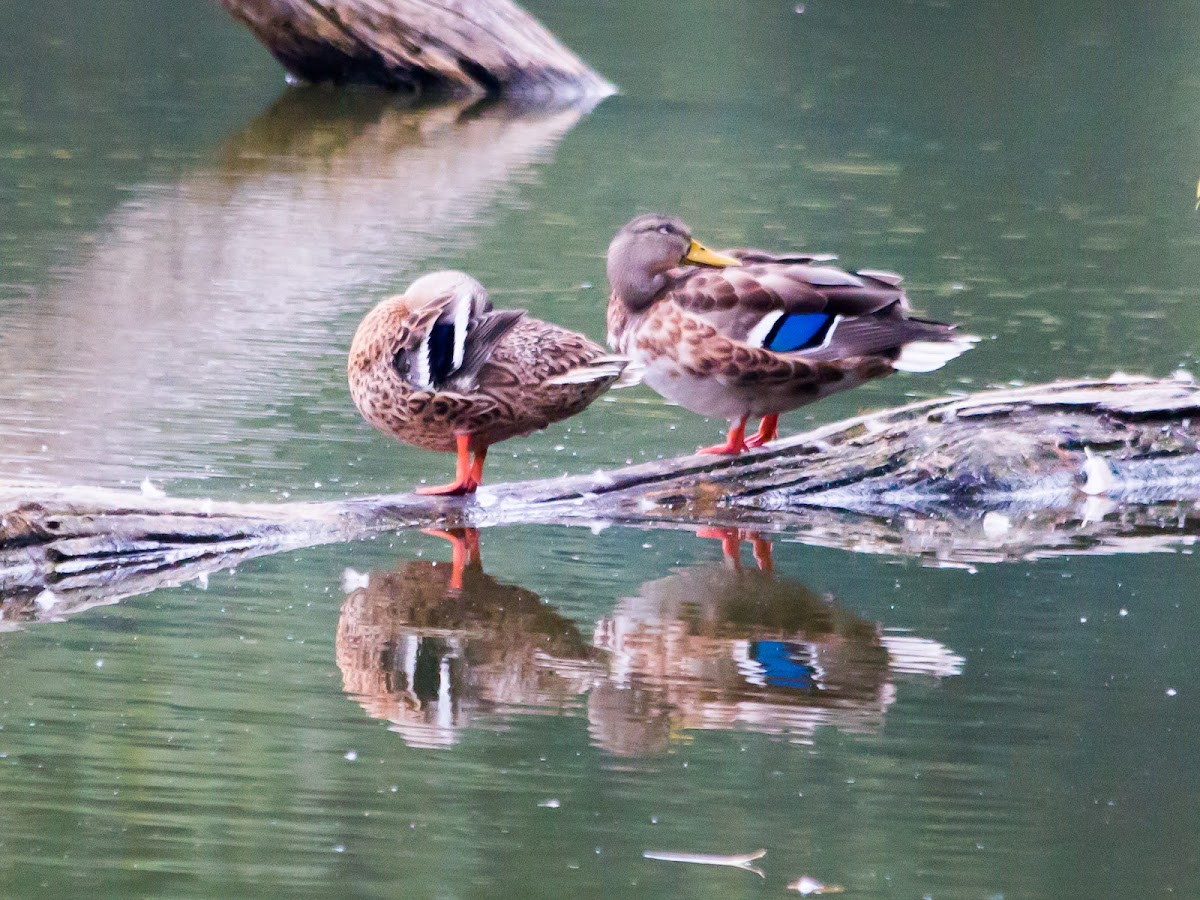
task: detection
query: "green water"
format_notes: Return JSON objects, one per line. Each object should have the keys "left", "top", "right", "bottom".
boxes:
{"left": 3, "top": 1, "right": 1200, "bottom": 897}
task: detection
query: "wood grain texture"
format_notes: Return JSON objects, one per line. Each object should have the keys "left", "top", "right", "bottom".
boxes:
{"left": 5, "top": 374, "right": 1200, "bottom": 621}
{"left": 219, "top": 0, "right": 615, "bottom": 99}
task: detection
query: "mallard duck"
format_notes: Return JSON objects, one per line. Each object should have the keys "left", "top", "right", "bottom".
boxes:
{"left": 349, "top": 271, "right": 627, "bottom": 494}
{"left": 606, "top": 214, "right": 976, "bottom": 454}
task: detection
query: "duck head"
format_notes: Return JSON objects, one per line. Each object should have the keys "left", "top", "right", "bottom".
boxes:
{"left": 606, "top": 213, "right": 741, "bottom": 311}
{"left": 404, "top": 270, "right": 489, "bottom": 313}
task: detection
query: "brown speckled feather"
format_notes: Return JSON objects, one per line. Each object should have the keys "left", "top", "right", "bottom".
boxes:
{"left": 654, "top": 255, "right": 906, "bottom": 345}
{"left": 351, "top": 277, "right": 624, "bottom": 455}
{"left": 606, "top": 217, "right": 974, "bottom": 423}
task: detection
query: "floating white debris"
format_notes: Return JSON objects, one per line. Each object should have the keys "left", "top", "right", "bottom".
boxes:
{"left": 537, "top": 799, "right": 561, "bottom": 809}
{"left": 344, "top": 750, "right": 358, "bottom": 761}
{"left": 1167, "top": 688, "right": 1178, "bottom": 697}
{"left": 140, "top": 477, "right": 166, "bottom": 499}
{"left": 788, "top": 875, "right": 845, "bottom": 895}
{"left": 643, "top": 849, "right": 766, "bottom": 878}
{"left": 342, "top": 568, "right": 370, "bottom": 592}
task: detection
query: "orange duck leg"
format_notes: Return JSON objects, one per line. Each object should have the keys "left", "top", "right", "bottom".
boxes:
{"left": 417, "top": 434, "right": 486, "bottom": 496}
{"left": 698, "top": 415, "right": 750, "bottom": 456}
{"left": 744, "top": 414, "right": 779, "bottom": 449}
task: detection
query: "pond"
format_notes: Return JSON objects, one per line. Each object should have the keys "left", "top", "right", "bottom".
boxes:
{"left": 2, "top": 1, "right": 1200, "bottom": 897}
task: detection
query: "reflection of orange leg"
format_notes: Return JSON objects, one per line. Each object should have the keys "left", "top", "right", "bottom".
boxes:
{"left": 744, "top": 414, "right": 779, "bottom": 449}
{"left": 697, "top": 526, "right": 743, "bottom": 570}
{"left": 697, "top": 527, "right": 775, "bottom": 573}
{"left": 460, "top": 527, "right": 481, "bottom": 565}
{"left": 748, "top": 532, "right": 774, "bottom": 573}
{"left": 698, "top": 415, "right": 750, "bottom": 456}
{"left": 417, "top": 434, "right": 479, "bottom": 496}
{"left": 420, "top": 527, "right": 482, "bottom": 591}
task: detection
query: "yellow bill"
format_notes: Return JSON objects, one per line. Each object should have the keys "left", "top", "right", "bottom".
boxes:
{"left": 683, "top": 239, "right": 742, "bottom": 268}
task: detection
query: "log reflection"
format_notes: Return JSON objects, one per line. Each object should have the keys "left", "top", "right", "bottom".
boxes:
{"left": 0, "top": 90, "right": 591, "bottom": 485}
{"left": 335, "top": 530, "right": 963, "bottom": 754}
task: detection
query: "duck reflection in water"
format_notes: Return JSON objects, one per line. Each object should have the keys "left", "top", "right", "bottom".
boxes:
{"left": 336, "top": 529, "right": 963, "bottom": 754}
{"left": 336, "top": 529, "right": 602, "bottom": 749}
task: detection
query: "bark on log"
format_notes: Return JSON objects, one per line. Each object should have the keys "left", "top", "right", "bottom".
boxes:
{"left": 219, "top": 0, "right": 616, "bottom": 100}
{"left": 5, "top": 375, "right": 1200, "bottom": 618}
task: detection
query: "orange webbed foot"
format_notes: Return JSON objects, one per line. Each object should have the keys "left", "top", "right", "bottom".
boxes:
{"left": 415, "top": 479, "right": 479, "bottom": 496}
{"left": 744, "top": 415, "right": 780, "bottom": 449}
{"left": 698, "top": 416, "right": 750, "bottom": 456}
{"left": 697, "top": 438, "right": 749, "bottom": 456}
{"left": 416, "top": 435, "right": 485, "bottom": 496}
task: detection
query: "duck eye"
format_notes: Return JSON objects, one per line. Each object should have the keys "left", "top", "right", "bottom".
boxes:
{"left": 656, "top": 225, "right": 672, "bottom": 235}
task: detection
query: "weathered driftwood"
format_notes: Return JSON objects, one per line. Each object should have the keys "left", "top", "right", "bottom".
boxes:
{"left": 5, "top": 375, "right": 1200, "bottom": 618}
{"left": 219, "top": 0, "right": 615, "bottom": 100}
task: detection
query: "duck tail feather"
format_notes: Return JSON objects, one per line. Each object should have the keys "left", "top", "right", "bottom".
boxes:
{"left": 546, "top": 354, "right": 632, "bottom": 386}
{"left": 611, "top": 356, "right": 645, "bottom": 388}
{"left": 892, "top": 333, "right": 980, "bottom": 373}
{"left": 455, "top": 309, "right": 526, "bottom": 383}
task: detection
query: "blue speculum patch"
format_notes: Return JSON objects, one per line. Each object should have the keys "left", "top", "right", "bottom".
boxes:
{"left": 764, "top": 312, "right": 834, "bottom": 352}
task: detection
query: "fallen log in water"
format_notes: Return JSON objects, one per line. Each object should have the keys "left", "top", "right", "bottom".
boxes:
{"left": 219, "top": 0, "right": 615, "bottom": 100}
{"left": 4, "top": 374, "right": 1200, "bottom": 617}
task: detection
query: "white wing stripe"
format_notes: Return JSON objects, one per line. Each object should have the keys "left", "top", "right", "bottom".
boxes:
{"left": 415, "top": 336, "right": 433, "bottom": 388}
{"left": 451, "top": 288, "right": 471, "bottom": 372}
{"left": 745, "top": 310, "right": 784, "bottom": 348}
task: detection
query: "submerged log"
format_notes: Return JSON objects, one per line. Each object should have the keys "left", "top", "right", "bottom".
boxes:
{"left": 219, "top": 0, "right": 615, "bottom": 100}
{"left": 5, "top": 374, "right": 1200, "bottom": 614}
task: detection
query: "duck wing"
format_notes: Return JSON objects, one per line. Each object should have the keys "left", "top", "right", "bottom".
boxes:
{"left": 480, "top": 319, "right": 628, "bottom": 389}
{"left": 667, "top": 260, "right": 973, "bottom": 370}
{"left": 396, "top": 288, "right": 526, "bottom": 391}
{"left": 667, "top": 260, "right": 909, "bottom": 348}
{"left": 453, "top": 307, "right": 528, "bottom": 384}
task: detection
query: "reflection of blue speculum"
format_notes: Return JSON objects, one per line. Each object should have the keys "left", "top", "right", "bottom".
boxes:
{"left": 749, "top": 641, "right": 817, "bottom": 691}
{"left": 338, "top": 532, "right": 964, "bottom": 754}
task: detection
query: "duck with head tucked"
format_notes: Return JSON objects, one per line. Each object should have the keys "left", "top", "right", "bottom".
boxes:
{"left": 606, "top": 214, "right": 977, "bottom": 454}
{"left": 349, "top": 271, "right": 628, "bottom": 495}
